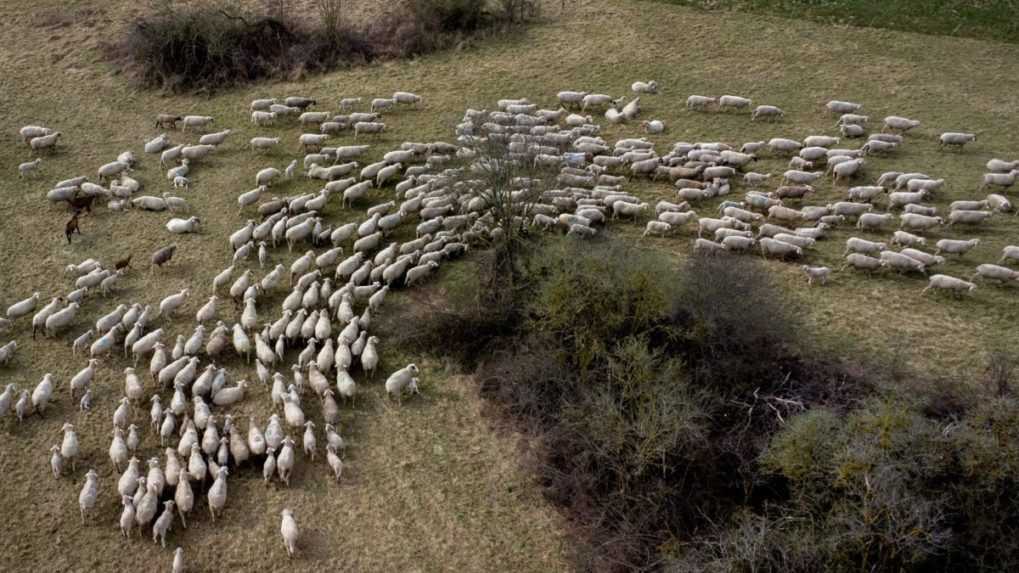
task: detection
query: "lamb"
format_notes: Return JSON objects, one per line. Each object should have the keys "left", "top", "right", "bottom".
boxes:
{"left": 166, "top": 217, "right": 200, "bottom": 234}
{"left": 29, "top": 132, "right": 61, "bottom": 152}
{"left": 939, "top": 132, "right": 977, "bottom": 149}
{"left": 78, "top": 469, "right": 99, "bottom": 524}
{"left": 883, "top": 115, "right": 921, "bottom": 132}
{"left": 173, "top": 548, "right": 186, "bottom": 573}
{"left": 844, "top": 237, "right": 887, "bottom": 256}
{"left": 801, "top": 265, "right": 831, "bottom": 286}
{"left": 718, "top": 95, "right": 752, "bottom": 111}
{"left": 935, "top": 238, "right": 980, "bottom": 256}
{"left": 751, "top": 105, "right": 784, "bottom": 121}
{"left": 181, "top": 115, "right": 214, "bottom": 131}
{"left": 840, "top": 253, "right": 883, "bottom": 273}
{"left": 18, "top": 158, "right": 42, "bottom": 178}
{"left": 281, "top": 509, "right": 300, "bottom": 558}
{"left": 921, "top": 274, "right": 976, "bottom": 296}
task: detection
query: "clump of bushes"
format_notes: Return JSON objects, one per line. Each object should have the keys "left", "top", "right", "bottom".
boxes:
{"left": 117, "top": 0, "right": 541, "bottom": 91}
{"left": 384, "top": 237, "right": 1019, "bottom": 571}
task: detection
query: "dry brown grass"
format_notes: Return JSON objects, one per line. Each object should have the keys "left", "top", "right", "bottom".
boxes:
{"left": 2, "top": 0, "right": 1019, "bottom": 569}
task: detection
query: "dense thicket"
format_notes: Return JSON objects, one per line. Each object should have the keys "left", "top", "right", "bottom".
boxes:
{"left": 382, "top": 238, "right": 1019, "bottom": 572}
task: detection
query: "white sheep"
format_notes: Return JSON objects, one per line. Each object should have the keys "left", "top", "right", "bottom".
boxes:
{"left": 20, "top": 125, "right": 52, "bottom": 143}
{"left": 898, "top": 213, "right": 943, "bottom": 232}
{"left": 29, "top": 132, "right": 61, "bottom": 152}
{"left": 935, "top": 238, "right": 980, "bottom": 256}
{"left": 801, "top": 265, "right": 831, "bottom": 285}
{"left": 207, "top": 467, "right": 228, "bottom": 520}
{"left": 981, "top": 170, "right": 1018, "bottom": 190}
{"left": 354, "top": 121, "right": 385, "bottom": 138}
{"left": 78, "top": 469, "right": 99, "bottom": 524}
{"left": 385, "top": 364, "right": 420, "bottom": 404}
{"left": 718, "top": 95, "right": 752, "bottom": 111}
{"left": 393, "top": 91, "right": 422, "bottom": 105}
{"left": 281, "top": 509, "right": 300, "bottom": 558}
{"left": 921, "top": 274, "right": 976, "bottom": 296}
{"left": 840, "top": 253, "right": 883, "bottom": 274}
{"left": 252, "top": 111, "right": 277, "bottom": 126}
{"left": 371, "top": 98, "right": 396, "bottom": 113}
{"left": 751, "top": 105, "right": 784, "bottom": 121}
{"left": 883, "top": 115, "right": 921, "bottom": 132}
{"left": 181, "top": 115, "right": 214, "bottom": 131}
{"left": 880, "top": 251, "right": 926, "bottom": 274}
{"left": 631, "top": 80, "right": 659, "bottom": 94}
{"left": 826, "top": 100, "right": 862, "bottom": 114}
{"left": 18, "top": 158, "right": 42, "bottom": 178}
{"left": 642, "top": 221, "right": 672, "bottom": 238}
{"left": 166, "top": 217, "right": 200, "bottom": 234}
{"left": 152, "top": 500, "right": 176, "bottom": 548}
{"left": 939, "top": 132, "right": 976, "bottom": 149}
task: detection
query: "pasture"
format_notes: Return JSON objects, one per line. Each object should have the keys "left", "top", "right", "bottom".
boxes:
{"left": 1, "top": 0, "right": 1018, "bottom": 570}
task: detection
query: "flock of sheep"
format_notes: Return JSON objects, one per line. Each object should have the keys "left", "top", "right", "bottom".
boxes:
{"left": 4, "top": 74, "right": 1019, "bottom": 569}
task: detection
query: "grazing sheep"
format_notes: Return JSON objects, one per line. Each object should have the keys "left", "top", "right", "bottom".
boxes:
{"left": 921, "top": 274, "right": 976, "bottom": 296}
{"left": 631, "top": 80, "right": 659, "bottom": 94}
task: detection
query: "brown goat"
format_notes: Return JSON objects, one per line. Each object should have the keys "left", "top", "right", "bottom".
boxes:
{"left": 65, "top": 212, "right": 81, "bottom": 244}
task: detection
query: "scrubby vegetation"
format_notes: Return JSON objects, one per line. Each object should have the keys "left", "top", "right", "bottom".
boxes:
{"left": 662, "top": 0, "right": 1019, "bottom": 44}
{"left": 116, "top": 0, "right": 541, "bottom": 91}
{"left": 382, "top": 239, "right": 1019, "bottom": 572}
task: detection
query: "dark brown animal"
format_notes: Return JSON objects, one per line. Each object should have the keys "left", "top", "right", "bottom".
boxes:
{"left": 150, "top": 244, "right": 177, "bottom": 272}
{"left": 155, "top": 114, "right": 182, "bottom": 130}
{"left": 67, "top": 191, "right": 95, "bottom": 214}
{"left": 65, "top": 212, "right": 81, "bottom": 244}
{"left": 114, "top": 254, "right": 133, "bottom": 272}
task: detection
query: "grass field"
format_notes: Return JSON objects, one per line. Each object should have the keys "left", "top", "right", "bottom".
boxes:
{"left": 658, "top": 0, "right": 1019, "bottom": 44}
{"left": 2, "top": 0, "right": 1019, "bottom": 570}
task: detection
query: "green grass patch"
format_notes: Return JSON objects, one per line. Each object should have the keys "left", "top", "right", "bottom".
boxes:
{"left": 658, "top": 0, "right": 1019, "bottom": 44}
